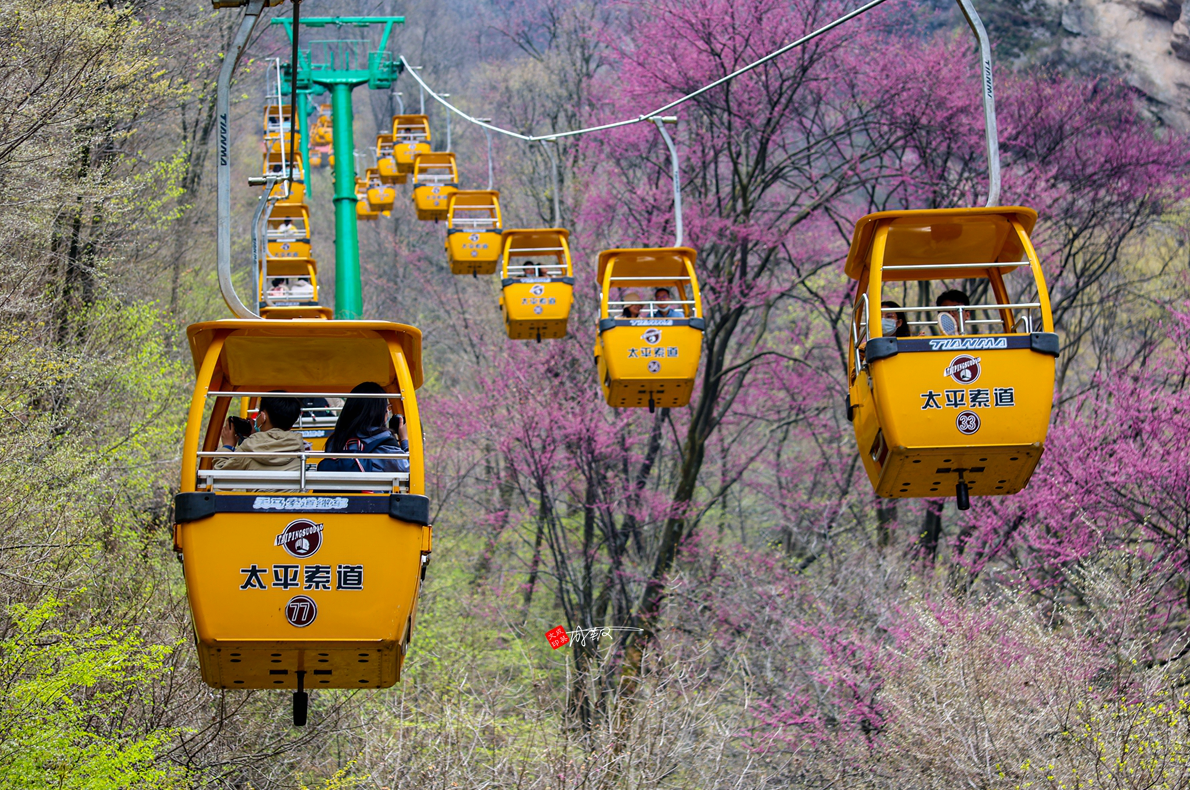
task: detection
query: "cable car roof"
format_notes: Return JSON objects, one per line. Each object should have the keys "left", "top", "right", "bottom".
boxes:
{"left": 597, "top": 247, "right": 697, "bottom": 286}
{"left": 844, "top": 207, "right": 1038, "bottom": 281}
{"left": 449, "top": 190, "right": 501, "bottom": 205}
{"left": 187, "top": 320, "right": 423, "bottom": 391}
{"left": 502, "top": 228, "right": 568, "bottom": 250}
{"left": 269, "top": 204, "right": 310, "bottom": 219}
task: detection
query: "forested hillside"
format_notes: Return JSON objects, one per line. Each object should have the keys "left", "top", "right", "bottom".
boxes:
{"left": 3, "top": 0, "right": 1190, "bottom": 787}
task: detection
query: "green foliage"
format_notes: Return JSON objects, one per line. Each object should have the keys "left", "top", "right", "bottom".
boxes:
{"left": 0, "top": 595, "right": 188, "bottom": 789}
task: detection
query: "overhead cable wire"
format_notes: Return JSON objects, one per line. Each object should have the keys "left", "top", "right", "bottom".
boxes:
{"left": 397, "top": 0, "right": 892, "bottom": 143}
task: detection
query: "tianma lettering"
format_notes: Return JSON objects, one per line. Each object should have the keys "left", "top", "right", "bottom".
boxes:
{"left": 219, "top": 114, "right": 229, "bottom": 166}
{"left": 928, "top": 338, "right": 1008, "bottom": 351}
{"left": 254, "top": 496, "right": 348, "bottom": 511}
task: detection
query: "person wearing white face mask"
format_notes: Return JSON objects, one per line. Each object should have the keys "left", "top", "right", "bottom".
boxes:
{"left": 858, "top": 300, "right": 911, "bottom": 360}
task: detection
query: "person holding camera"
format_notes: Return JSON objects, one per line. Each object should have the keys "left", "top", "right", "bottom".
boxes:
{"left": 215, "top": 393, "right": 304, "bottom": 477}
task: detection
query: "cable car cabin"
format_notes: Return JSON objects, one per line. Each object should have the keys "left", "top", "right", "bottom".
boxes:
{"left": 267, "top": 205, "right": 310, "bottom": 243}
{"left": 265, "top": 175, "right": 306, "bottom": 207}
{"left": 365, "top": 168, "right": 396, "bottom": 213}
{"left": 265, "top": 135, "right": 302, "bottom": 165}
{"left": 309, "top": 151, "right": 323, "bottom": 168}
{"left": 259, "top": 259, "right": 320, "bottom": 310}
{"left": 845, "top": 207, "right": 1058, "bottom": 510}
{"left": 262, "top": 151, "right": 305, "bottom": 199}
{"left": 262, "top": 104, "right": 293, "bottom": 139}
{"left": 175, "top": 320, "right": 431, "bottom": 721}
{"left": 594, "top": 247, "right": 704, "bottom": 411}
{"left": 391, "top": 115, "right": 432, "bottom": 174}
{"left": 498, "top": 229, "right": 574, "bottom": 341}
{"left": 376, "top": 134, "right": 406, "bottom": 185}
{"left": 410, "top": 154, "right": 458, "bottom": 221}
{"left": 444, "top": 191, "right": 503, "bottom": 275}
{"left": 312, "top": 120, "right": 333, "bottom": 147}
{"left": 356, "top": 178, "right": 381, "bottom": 221}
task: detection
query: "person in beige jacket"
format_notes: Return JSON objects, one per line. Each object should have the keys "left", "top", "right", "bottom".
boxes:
{"left": 216, "top": 394, "right": 305, "bottom": 476}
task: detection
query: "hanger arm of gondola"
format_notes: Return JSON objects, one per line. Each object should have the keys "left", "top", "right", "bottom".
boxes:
{"left": 217, "top": 0, "right": 270, "bottom": 320}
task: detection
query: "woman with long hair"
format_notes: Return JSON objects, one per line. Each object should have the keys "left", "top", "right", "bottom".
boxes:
{"left": 318, "top": 381, "right": 409, "bottom": 473}
{"left": 880, "top": 300, "right": 912, "bottom": 338}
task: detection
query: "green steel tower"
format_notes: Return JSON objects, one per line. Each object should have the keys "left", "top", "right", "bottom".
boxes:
{"left": 274, "top": 17, "right": 404, "bottom": 319}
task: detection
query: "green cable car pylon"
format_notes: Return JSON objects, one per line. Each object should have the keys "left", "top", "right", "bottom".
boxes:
{"left": 273, "top": 16, "right": 405, "bottom": 319}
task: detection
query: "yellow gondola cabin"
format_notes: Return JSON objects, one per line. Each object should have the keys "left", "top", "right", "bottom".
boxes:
{"left": 410, "top": 153, "right": 458, "bottom": 222}
{"left": 498, "top": 228, "right": 574, "bottom": 341}
{"left": 365, "top": 167, "right": 396, "bottom": 213}
{"left": 175, "top": 320, "right": 431, "bottom": 724}
{"left": 391, "top": 114, "right": 431, "bottom": 174}
{"left": 356, "top": 178, "right": 380, "bottom": 221}
{"left": 844, "top": 207, "right": 1058, "bottom": 509}
{"left": 445, "top": 190, "right": 503, "bottom": 276}
{"left": 376, "top": 134, "right": 406, "bottom": 185}
{"left": 594, "top": 247, "right": 704, "bottom": 410}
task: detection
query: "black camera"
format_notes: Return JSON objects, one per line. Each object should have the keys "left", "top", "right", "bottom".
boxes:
{"left": 228, "top": 416, "right": 254, "bottom": 441}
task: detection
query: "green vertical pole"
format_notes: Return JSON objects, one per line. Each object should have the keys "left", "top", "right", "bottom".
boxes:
{"left": 330, "top": 82, "right": 362, "bottom": 319}
{"left": 298, "top": 91, "right": 312, "bottom": 197}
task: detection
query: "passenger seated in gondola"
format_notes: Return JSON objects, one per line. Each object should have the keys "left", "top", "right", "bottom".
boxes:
{"left": 881, "top": 300, "right": 912, "bottom": 338}
{"left": 936, "top": 289, "right": 971, "bottom": 335}
{"left": 216, "top": 393, "right": 304, "bottom": 474}
{"left": 267, "top": 278, "right": 289, "bottom": 298}
{"left": 857, "top": 300, "right": 912, "bottom": 359}
{"left": 647, "top": 287, "right": 681, "bottom": 318}
{"left": 621, "top": 303, "right": 642, "bottom": 319}
{"left": 289, "top": 278, "right": 314, "bottom": 300}
{"left": 317, "top": 382, "right": 409, "bottom": 474}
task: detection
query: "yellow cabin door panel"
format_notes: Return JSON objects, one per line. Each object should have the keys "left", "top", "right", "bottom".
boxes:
{"left": 394, "top": 142, "right": 431, "bottom": 173}
{"left": 865, "top": 345, "right": 1054, "bottom": 498}
{"left": 412, "top": 185, "right": 456, "bottom": 221}
{"left": 501, "top": 282, "right": 573, "bottom": 339}
{"left": 600, "top": 325, "right": 702, "bottom": 408}
{"left": 378, "top": 158, "right": 401, "bottom": 182}
{"left": 367, "top": 186, "right": 396, "bottom": 211}
{"left": 180, "top": 510, "right": 423, "bottom": 689}
{"left": 849, "top": 372, "right": 884, "bottom": 491}
{"left": 447, "top": 231, "right": 502, "bottom": 275}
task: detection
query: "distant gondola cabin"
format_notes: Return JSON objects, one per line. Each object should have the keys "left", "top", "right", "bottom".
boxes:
{"left": 593, "top": 247, "right": 704, "bottom": 410}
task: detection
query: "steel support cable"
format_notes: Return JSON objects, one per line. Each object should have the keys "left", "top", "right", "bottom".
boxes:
{"left": 396, "top": 0, "right": 893, "bottom": 144}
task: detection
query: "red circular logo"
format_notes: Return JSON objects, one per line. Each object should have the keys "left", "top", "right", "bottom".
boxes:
{"left": 956, "top": 410, "right": 981, "bottom": 435}
{"left": 285, "top": 595, "right": 318, "bottom": 628}
{"left": 276, "top": 519, "right": 323, "bottom": 559}
{"left": 944, "top": 354, "right": 981, "bottom": 384}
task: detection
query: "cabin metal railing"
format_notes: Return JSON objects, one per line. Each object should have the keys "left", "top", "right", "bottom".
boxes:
{"left": 897, "top": 302, "right": 1042, "bottom": 335}
{"left": 198, "top": 390, "right": 411, "bottom": 493}
{"left": 195, "top": 451, "right": 411, "bottom": 492}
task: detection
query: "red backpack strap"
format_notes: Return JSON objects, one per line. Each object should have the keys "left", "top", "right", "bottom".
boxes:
{"left": 344, "top": 437, "right": 366, "bottom": 472}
